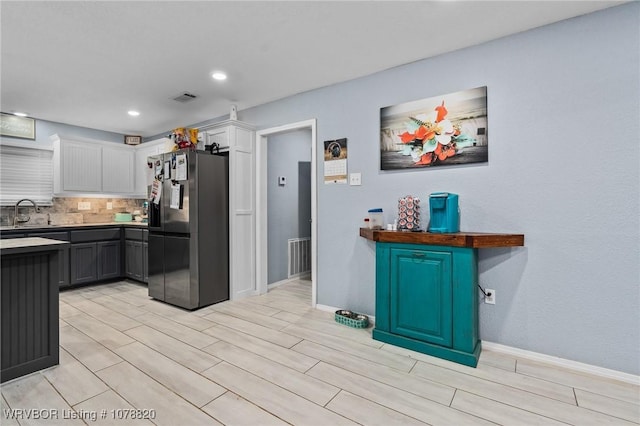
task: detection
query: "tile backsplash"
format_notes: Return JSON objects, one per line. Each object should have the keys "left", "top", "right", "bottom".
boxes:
{"left": 1, "top": 197, "right": 145, "bottom": 226}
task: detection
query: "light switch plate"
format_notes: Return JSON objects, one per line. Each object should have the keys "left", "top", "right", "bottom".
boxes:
{"left": 106, "top": 202, "right": 113, "bottom": 210}
{"left": 349, "top": 173, "right": 362, "bottom": 186}
{"left": 78, "top": 202, "right": 91, "bottom": 210}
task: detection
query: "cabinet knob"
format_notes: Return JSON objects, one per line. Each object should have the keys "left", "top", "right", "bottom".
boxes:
{"left": 412, "top": 252, "right": 425, "bottom": 257}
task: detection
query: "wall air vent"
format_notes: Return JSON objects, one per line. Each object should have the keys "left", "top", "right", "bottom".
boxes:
{"left": 172, "top": 92, "right": 198, "bottom": 103}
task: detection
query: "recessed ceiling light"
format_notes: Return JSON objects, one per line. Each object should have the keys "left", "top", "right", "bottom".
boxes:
{"left": 212, "top": 72, "right": 227, "bottom": 81}
{"left": 13, "top": 112, "right": 28, "bottom": 117}
{"left": 128, "top": 110, "right": 140, "bottom": 117}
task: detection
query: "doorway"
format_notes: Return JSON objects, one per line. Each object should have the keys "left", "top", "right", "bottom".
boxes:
{"left": 256, "top": 119, "right": 317, "bottom": 306}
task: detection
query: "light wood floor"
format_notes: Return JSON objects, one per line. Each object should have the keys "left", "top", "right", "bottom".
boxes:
{"left": 2, "top": 279, "right": 638, "bottom": 425}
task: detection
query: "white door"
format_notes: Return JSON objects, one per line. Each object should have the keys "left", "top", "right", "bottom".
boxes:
{"left": 256, "top": 119, "right": 318, "bottom": 306}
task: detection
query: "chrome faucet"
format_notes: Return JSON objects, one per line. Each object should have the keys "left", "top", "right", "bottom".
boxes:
{"left": 13, "top": 198, "right": 40, "bottom": 227}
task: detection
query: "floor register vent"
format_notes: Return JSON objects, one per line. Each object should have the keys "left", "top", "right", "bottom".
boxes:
{"left": 288, "top": 237, "right": 311, "bottom": 278}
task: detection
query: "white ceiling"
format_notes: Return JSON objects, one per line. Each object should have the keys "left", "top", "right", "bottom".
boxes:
{"left": 1, "top": 1, "right": 623, "bottom": 137}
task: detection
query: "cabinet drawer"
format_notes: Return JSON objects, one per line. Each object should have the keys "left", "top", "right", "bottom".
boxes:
{"left": 125, "top": 228, "right": 143, "bottom": 240}
{"left": 142, "top": 229, "right": 148, "bottom": 242}
{"left": 71, "top": 228, "right": 121, "bottom": 242}
{"left": 0, "top": 232, "right": 25, "bottom": 239}
{"left": 27, "top": 231, "right": 70, "bottom": 241}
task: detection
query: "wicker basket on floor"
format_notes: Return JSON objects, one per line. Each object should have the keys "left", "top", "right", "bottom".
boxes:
{"left": 335, "top": 310, "right": 369, "bottom": 328}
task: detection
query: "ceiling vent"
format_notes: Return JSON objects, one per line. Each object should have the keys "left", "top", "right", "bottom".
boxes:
{"left": 172, "top": 92, "right": 198, "bottom": 103}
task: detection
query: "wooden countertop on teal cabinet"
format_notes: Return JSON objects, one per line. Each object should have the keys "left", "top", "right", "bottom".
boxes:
{"left": 361, "top": 227, "right": 525, "bottom": 367}
{"left": 359, "top": 228, "right": 524, "bottom": 248}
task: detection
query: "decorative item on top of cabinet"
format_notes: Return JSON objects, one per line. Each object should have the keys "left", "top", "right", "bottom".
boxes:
{"left": 124, "top": 135, "right": 142, "bottom": 145}
{"left": 167, "top": 127, "right": 198, "bottom": 151}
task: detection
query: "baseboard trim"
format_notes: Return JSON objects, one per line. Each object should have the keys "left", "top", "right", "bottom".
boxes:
{"left": 315, "top": 303, "right": 376, "bottom": 326}
{"left": 482, "top": 341, "right": 640, "bottom": 385}
{"left": 312, "top": 306, "right": 637, "bottom": 384}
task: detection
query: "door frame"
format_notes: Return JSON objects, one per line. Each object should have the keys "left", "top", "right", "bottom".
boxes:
{"left": 255, "top": 119, "right": 317, "bottom": 306}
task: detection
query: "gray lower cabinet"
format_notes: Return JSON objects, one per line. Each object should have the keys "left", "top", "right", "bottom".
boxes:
{"left": 98, "top": 240, "right": 121, "bottom": 280}
{"left": 125, "top": 240, "right": 144, "bottom": 281}
{"left": 70, "top": 242, "right": 98, "bottom": 284}
{"left": 124, "top": 228, "right": 147, "bottom": 283}
{"left": 0, "top": 233, "right": 25, "bottom": 239}
{"left": 5, "top": 225, "right": 145, "bottom": 287}
{"left": 70, "top": 229, "right": 122, "bottom": 285}
{"left": 143, "top": 241, "right": 149, "bottom": 282}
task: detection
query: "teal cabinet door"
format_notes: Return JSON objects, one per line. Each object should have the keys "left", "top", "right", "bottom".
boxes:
{"left": 389, "top": 248, "right": 452, "bottom": 347}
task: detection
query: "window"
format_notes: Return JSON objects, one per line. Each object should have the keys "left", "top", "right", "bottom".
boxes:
{"left": 0, "top": 142, "right": 53, "bottom": 206}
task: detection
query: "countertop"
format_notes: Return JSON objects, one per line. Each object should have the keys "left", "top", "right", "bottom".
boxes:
{"left": 359, "top": 228, "right": 524, "bottom": 248}
{"left": 1, "top": 237, "right": 70, "bottom": 255}
{"left": 0, "top": 221, "right": 147, "bottom": 232}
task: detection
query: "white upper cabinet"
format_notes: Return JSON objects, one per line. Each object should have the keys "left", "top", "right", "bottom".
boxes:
{"left": 55, "top": 138, "right": 102, "bottom": 192}
{"left": 133, "top": 138, "right": 168, "bottom": 198}
{"left": 52, "top": 134, "right": 138, "bottom": 197}
{"left": 102, "top": 144, "right": 134, "bottom": 194}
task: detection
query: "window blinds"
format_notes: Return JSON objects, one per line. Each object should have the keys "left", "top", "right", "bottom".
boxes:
{"left": 0, "top": 144, "right": 53, "bottom": 206}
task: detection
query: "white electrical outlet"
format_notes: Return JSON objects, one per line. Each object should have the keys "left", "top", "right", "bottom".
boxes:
{"left": 485, "top": 289, "right": 496, "bottom": 304}
{"left": 78, "top": 202, "right": 91, "bottom": 210}
{"left": 106, "top": 202, "right": 113, "bottom": 210}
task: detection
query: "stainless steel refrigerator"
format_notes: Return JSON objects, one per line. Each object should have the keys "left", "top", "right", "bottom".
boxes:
{"left": 147, "top": 149, "right": 229, "bottom": 310}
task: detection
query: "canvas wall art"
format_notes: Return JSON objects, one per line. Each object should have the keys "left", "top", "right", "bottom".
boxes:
{"left": 380, "top": 86, "right": 487, "bottom": 170}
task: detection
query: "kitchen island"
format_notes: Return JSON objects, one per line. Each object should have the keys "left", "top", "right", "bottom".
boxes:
{"left": 0, "top": 237, "right": 69, "bottom": 383}
{"left": 360, "top": 228, "right": 524, "bottom": 367}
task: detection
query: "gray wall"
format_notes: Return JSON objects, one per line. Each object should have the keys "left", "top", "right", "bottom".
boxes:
{"left": 267, "top": 129, "right": 312, "bottom": 283}
{"left": 154, "top": 4, "right": 639, "bottom": 374}
{"left": 238, "top": 4, "right": 639, "bottom": 375}
{"left": 17, "top": 119, "right": 127, "bottom": 146}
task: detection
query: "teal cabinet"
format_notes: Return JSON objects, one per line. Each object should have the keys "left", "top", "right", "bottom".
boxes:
{"left": 374, "top": 242, "right": 480, "bottom": 367}
{"left": 389, "top": 248, "right": 452, "bottom": 347}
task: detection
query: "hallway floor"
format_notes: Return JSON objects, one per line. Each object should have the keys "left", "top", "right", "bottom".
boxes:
{"left": 2, "top": 279, "right": 638, "bottom": 425}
